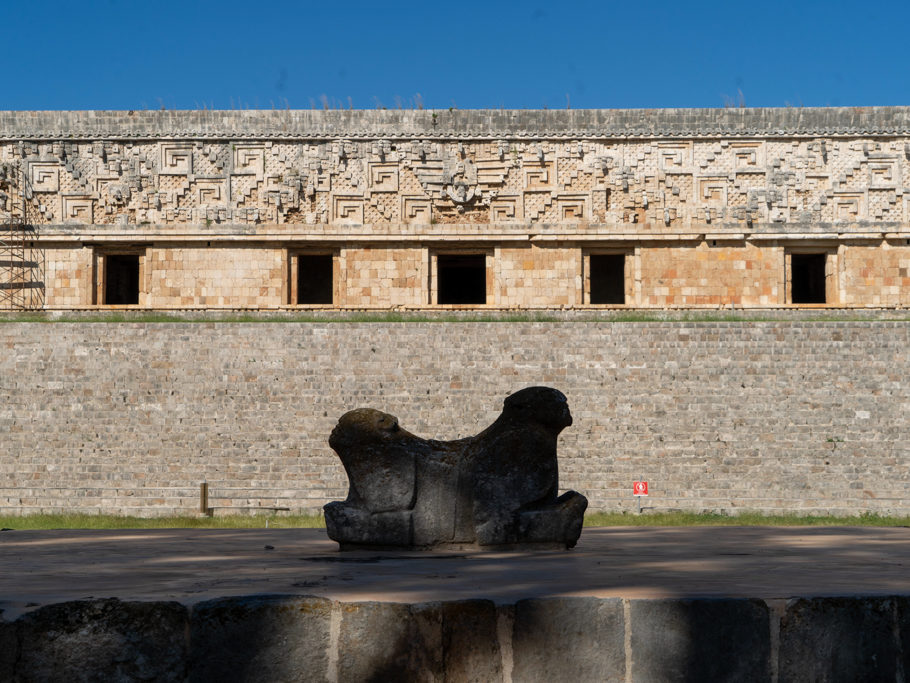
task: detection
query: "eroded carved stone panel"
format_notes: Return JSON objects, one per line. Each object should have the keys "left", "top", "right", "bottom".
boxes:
{"left": 324, "top": 386, "right": 588, "bottom": 550}
{"left": 1, "top": 110, "right": 908, "bottom": 231}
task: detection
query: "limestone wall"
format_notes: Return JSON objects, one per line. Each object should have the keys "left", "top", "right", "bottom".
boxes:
{"left": 638, "top": 242, "right": 781, "bottom": 307}
{"left": 43, "top": 246, "right": 91, "bottom": 306}
{"left": 497, "top": 245, "right": 580, "bottom": 307}
{"left": 27, "top": 240, "right": 910, "bottom": 309}
{"left": 341, "top": 247, "right": 426, "bottom": 307}
{"left": 144, "top": 247, "right": 285, "bottom": 308}
{"left": 1, "top": 321, "right": 907, "bottom": 517}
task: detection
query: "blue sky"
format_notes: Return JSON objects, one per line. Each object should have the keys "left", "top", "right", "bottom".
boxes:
{"left": 5, "top": 0, "right": 908, "bottom": 111}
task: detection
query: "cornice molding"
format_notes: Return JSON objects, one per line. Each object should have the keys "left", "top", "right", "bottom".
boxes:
{"left": 2, "top": 108, "right": 910, "bottom": 140}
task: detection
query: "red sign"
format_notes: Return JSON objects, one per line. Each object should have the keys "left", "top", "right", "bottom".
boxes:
{"left": 633, "top": 481, "right": 649, "bottom": 496}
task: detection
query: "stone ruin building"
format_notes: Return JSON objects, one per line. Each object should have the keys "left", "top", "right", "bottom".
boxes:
{"left": 2, "top": 107, "right": 910, "bottom": 311}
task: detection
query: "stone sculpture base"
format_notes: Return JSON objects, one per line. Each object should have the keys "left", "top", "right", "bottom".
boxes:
{"left": 4, "top": 527, "right": 908, "bottom": 682}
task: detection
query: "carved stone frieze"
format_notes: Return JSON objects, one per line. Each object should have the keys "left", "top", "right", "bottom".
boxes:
{"left": 1, "top": 109, "right": 909, "bottom": 230}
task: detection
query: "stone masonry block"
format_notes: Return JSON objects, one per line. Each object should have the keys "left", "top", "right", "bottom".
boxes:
{"left": 0, "top": 613, "right": 16, "bottom": 682}
{"left": 189, "top": 595, "right": 331, "bottom": 683}
{"left": 349, "top": 599, "right": 503, "bottom": 682}
{"left": 630, "top": 598, "right": 770, "bottom": 682}
{"left": 15, "top": 599, "right": 188, "bottom": 683}
{"left": 435, "top": 600, "right": 503, "bottom": 682}
{"left": 338, "top": 601, "right": 442, "bottom": 682}
{"left": 779, "top": 597, "right": 901, "bottom": 683}
{"left": 898, "top": 597, "right": 910, "bottom": 676}
{"left": 512, "top": 597, "right": 625, "bottom": 682}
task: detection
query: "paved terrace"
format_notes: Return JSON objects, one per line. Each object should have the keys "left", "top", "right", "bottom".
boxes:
{"left": 2, "top": 527, "right": 909, "bottom": 681}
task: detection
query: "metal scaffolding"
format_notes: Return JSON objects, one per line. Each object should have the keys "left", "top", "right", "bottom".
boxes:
{"left": 0, "top": 162, "right": 43, "bottom": 310}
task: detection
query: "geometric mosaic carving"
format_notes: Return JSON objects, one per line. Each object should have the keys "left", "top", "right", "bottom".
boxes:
{"left": 731, "top": 142, "right": 763, "bottom": 169}
{"left": 524, "top": 162, "right": 555, "bottom": 190}
{"left": 196, "top": 180, "right": 225, "bottom": 205}
{"left": 658, "top": 142, "right": 692, "bottom": 170}
{"left": 699, "top": 178, "right": 728, "bottom": 205}
{"left": 160, "top": 144, "right": 193, "bottom": 175}
{"left": 29, "top": 162, "right": 59, "bottom": 192}
{"left": 401, "top": 196, "right": 431, "bottom": 224}
{"left": 233, "top": 145, "right": 264, "bottom": 176}
{"left": 61, "top": 196, "right": 93, "bottom": 224}
{"left": 868, "top": 161, "right": 898, "bottom": 188}
{"left": 490, "top": 195, "right": 521, "bottom": 221}
{"left": 556, "top": 195, "right": 587, "bottom": 221}
{"left": 3, "top": 112, "right": 910, "bottom": 230}
{"left": 369, "top": 163, "right": 399, "bottom": 192}
{"left": 833, "top": 193, "right": 864, "bottom": 221}
{"left": 332, "top": 195, "right": 364, "bottom": 224}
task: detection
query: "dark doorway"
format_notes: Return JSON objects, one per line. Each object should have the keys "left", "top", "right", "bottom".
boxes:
{"left": 297, "top": 254, "right": 334, "bottom": 304}
{"left": 589, "top": 254, "right": 626, "bottom": 304}
{"left": 104, "top": 254, "right": 139, "bottom": 305}
{"left": 437, "top": 254, "right": 486, "bottom": 304}
{"left": 791, "top": 253, "right": 827, "bottom": 304}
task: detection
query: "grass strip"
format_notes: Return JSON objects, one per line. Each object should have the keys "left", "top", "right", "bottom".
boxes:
{"left": 2, "top": 312, "right": 910, "bottom": 323}
{"left": 0, "top": 513, "right": 325, "bottom": 530}
{"left": 2, "top": 511, "right": 908, "bottom": 531}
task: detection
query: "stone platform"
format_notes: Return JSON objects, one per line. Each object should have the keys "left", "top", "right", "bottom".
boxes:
{"left": 2, "top": 527, "right": 909, "bottom": 681}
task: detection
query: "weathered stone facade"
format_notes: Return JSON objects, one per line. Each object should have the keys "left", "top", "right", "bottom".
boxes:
{"left": 4, "top": 108, "right": 910, "bottom": 309}
{"left": 2, "top": 321, "right": 907, "bottom": 517}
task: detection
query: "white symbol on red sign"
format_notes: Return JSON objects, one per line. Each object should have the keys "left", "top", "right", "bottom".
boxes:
{"left": 633, "top": 481, "right": 649, "bottom": 496}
